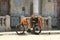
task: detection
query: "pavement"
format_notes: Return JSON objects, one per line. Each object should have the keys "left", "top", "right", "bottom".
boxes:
{"left": 0, "top": 33, "right": 60, "bottom": 40}
{"left": 0, "top": 30, "right": 60, "bottom": 40}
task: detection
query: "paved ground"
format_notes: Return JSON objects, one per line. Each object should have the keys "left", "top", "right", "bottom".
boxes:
{"left": 0, "top": 34, "right": 60, "bottom": 40}
{"left": 0, "top": 30, "right": 60, "bottom": 40}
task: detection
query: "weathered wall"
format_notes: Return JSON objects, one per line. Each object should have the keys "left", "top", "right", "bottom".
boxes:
{"left": 10, "top": 0, "right": 21, "bottom": 26}
{"left": 25, "top": 0, "right": 30, "bottom": 17}
{"left": 10, "top": 0, "right": 22, "bottom": 16}
{"left": 42, "top": 0, "right": 57, "bottom": 26}
{"left": 10, "top": 0, "right": 31, "bottom": 26}
{"left": 0, "top": 0, "right": 9, "bottom": 16}
{"left": 33, "top": 0, "right": 57, "bottom": 26}
{"left": 10, "top": 0, "right": 57, "bottom": 27}
{"left": 33, "top": 0, "right": 39, "bottom": 15}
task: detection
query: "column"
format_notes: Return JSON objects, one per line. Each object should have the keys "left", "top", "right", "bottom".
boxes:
{"left": 33, "top": 0, "right": 39, "bottom": 16}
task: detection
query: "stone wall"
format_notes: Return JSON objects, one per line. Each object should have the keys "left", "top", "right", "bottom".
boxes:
{"left": 42, "top": 0, "right": 57, "bottom": 26}
{"left": 10, "top": 0, "right": 57, "bottom": 27}
{"left": 33, "top": 0, "right": 39, "bottom": 15}
{"left": 33, "top": 0, "right": 57, "bottom": 27}
{"left": 10, "top": 0, "right": 31, "bottom": 27}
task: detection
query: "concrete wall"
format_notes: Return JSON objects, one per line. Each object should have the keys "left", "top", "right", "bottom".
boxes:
{"left": 10, "top": 0, "right": 22, "bottom": 16}
{"left": 0, "top": 15, "right": 11, "bottom": 32}
{"left": 10, "top": 0, "right": 31, "bottom": 16}
{"left": 25, "top": 0, "right": 30, "bottom": 17}
{"left": 42, "top": 0, "right": 57, "bottom": 26}
{"left": 10, "top": 0, "right": 31, "bottom": 26}
{"left": 0, "top": 0, "right": 9, "bottom": 16}
{"left": 10, "top": 0, "right": 57, "bottom": 27}
{"left": 10, "top": 0, "right": 21, "bottom": 26}
{"left": 33, "top": 0, "right": 39, "bottom": 15}
{"left": 33, "top": 0, "right": 57, "bottom": 26}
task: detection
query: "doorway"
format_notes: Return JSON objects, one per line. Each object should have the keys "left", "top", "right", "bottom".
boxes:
{"left": 57, "top": 0, "right": 60, "bottom": 29}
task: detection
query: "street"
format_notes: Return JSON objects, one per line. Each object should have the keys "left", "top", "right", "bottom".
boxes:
{"left": 0, "top": 34, "right": 60, "bottom": 40}
{"left": 0, "top": 31, "right": 60, "bottom": 40}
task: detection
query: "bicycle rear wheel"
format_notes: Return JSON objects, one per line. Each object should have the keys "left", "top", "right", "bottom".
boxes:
{"left": 33, "top": 26, "right": 41, "bottom": 34}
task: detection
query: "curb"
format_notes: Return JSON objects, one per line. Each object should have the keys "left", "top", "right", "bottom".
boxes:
{"left": 0, "top": 30, "right": 60, "bottom": 35}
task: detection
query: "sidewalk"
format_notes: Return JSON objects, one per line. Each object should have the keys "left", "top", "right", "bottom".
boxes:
{"left": 0, "top": 30, "right": 60, "bottom": 35}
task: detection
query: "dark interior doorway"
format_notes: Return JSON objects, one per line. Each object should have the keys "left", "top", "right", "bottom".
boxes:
{"left": 57, "top": 0, "right": 60, "bottom": 29}
{"left": 0, "top": 0, "right": 10, "bottom": 16}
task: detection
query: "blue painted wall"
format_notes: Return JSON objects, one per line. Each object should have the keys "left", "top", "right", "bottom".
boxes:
{"left": 10, "top": 0, "right": 57, "bottom": 27}
{"left": 42, "top": 0, "right": 57, "bottom": 26}
{"left": 10, "top": 0, "right": 30, "bottom": 27}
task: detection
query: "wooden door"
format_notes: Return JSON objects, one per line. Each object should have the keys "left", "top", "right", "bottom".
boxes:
{"left": 0, "top": 0, "right": 10, "bottom": 16}
{"left": 57, "top": 0, "right": 60, "bottom": 29}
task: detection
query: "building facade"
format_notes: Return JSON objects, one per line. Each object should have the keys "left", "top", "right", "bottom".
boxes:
{"left": 0, "top": 0, "right": 60, "bottom": 31}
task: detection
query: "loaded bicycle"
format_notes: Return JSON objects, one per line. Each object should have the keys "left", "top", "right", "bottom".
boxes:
{"left": 15, "top": 15, "right": 42, "bottom": 35}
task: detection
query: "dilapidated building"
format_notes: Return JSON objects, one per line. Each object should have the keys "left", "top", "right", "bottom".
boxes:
{"left": 0, "top": 0, "right": 60, "bottom": 31}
